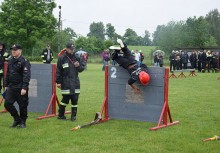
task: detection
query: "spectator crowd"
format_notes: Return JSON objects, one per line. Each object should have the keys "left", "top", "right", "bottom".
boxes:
{"left": 169, "top": 50, "right": 219, "bottom": 73}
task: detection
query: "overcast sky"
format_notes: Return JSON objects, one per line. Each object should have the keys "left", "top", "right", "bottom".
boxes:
{"left": 1, "top": 0, "right": 220, "bottom": 37}
{"left": 54, "top": 0, "right": 220, "bottom": 37}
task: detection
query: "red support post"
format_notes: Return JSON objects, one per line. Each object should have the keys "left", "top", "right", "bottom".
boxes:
{"left": 0, "top": 62, "right": 8, "bottom": 113}
{"left": 188, "top": 70, "right": 197, "bottom": 77}
{"left": 178, "top": 72, "right": 186, "bottom": 78}
{"left": 104, "top": 65, "right": 109, "bottom": 120}
{"left": 169, "top": 71, "right": 177, "bottom": 78}
{"left": 98, "top": 65, "right": 110, "bottom": 123}
{"left": 36, "top": 64, "right": 67, "bottom": 120}
{"left": 52, "top": 64, "right": 57, "bottom": 115}
{"left": 150, "top": 68, "right": 179, "bottom": 130}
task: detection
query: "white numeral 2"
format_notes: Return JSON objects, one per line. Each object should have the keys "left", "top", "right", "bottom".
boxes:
{"left": 111, "top": 67, "right": 117, "bottom": 78}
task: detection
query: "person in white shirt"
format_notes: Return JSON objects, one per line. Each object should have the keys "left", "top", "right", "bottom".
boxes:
{"left": 134, "top": 50, "right": 141, "bottom": 67}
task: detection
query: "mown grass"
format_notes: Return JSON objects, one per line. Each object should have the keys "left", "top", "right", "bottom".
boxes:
{"left": 0, "top": 63, "right": 220, "bottom": 153}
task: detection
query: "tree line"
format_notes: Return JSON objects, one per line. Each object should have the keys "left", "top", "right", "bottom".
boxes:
{"left": 0, "top": 0, "right": 219, "bottom": 57}
{"left": 153, "top": 9, "right": 220, "bottom": 54}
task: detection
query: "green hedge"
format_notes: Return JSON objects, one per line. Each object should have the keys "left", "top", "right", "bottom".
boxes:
{"left": 26, "top": 56, "right": 42, "bottom": 62}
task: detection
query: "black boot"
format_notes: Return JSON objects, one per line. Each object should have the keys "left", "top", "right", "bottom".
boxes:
{"left": 18, "top": 120, "right": 26, "bottom": 128}
{"left": 10, "top": 116, "right": 21, "bottom": 128}
{"left": 71, "top": 107, "right": 77, "bottom": 122}
{"left": 57, "top": 105, "right": 67, "bottom": 120}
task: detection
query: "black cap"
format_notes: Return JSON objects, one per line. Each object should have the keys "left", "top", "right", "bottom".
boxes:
{"left": 66, "top": 42, "right": 75, "bottom": 50}
{"left": 10, "top": 44, "right": 22, "bottom": 50}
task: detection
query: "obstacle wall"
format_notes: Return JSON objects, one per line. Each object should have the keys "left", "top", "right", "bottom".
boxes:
{"left": 28, "top": 64, "right": 53, "bottom": 113}
{"left": 108, "top": 66, "right": 165, "bottom": 122}
{"left": 11, "top": 64, "right": 53, "bottom": 113}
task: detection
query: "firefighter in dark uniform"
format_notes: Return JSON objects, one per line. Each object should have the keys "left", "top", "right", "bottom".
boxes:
{"left": 189, "top": 51, "right": 197, "bottom": 69}
{"left": 56, "top": 42, "right": 85, "bottom": 121}
{"left": 212, "top": 52, "right": 219, "bottom": 72}
{"left": 169, "top": 51, "right": 176, "bottom": 72}
{"left": 201, "top": 50, "right": 207, "bottom": 72}
{"left": 40, "top": 44, "right": 54, "bottom": 64}
{"left": 139, "top": 50, "right": 144, "bottom": 63}
{"left": 181, "top": 51, "right": 189, "bottom": 69}
{"left": 197, "top": 51, "right": 202, "bottom": 72}
{"left": 4, "top": 44, "right": 31, "bottom": 128}
{"left": 0, "top": 42, "right": 9, "bottom": 93}
{"left": 110, "top": 39, "right": 150, "bottom": 94}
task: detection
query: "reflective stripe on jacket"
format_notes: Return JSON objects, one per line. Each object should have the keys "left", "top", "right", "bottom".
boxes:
{"left": 56, "top": 51, "right": 85, "bottom": 95}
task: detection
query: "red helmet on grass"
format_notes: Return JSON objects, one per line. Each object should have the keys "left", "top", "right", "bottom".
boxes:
{"left": 139, "top": 71, "right": 150, "bottom": 85}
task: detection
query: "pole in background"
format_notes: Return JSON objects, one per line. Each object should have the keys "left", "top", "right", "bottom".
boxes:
{"left": 58, "top": 5, "right": 61, "bottom": 52}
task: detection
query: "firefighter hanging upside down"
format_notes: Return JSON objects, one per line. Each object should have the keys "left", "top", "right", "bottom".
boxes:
{"left": 110, "top": 39, "right": 150, "bottom": 93}
{"left": 56, "top": 42, "right": 86, "bottom": 121}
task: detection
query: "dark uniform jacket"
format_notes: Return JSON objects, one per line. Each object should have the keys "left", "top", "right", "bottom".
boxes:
{"left": 0, "top": 48, "right": 9, "bottom": 75}
{"left": 154, "top": 55, "right": 159, "bottom": 63}
{"left": 198, "top": 53, "right": 202, "bottom": 62}
{"left": 212, "top": 54, "right": 219, "bottom": 69}
{"left": 56, "top": 51, "right": 85, "bottom": 95}
{"left": 189, "top": 53, "right": 197, "bottom": 63}
{"left": 41, "top": 49, "right": 54, "bottom": 63}
{"left": 181, "top": 53, "right": 189, "bottom": 64}
{"left": 140, "top": 53, "right": 144, "bottom": 62}
{"left": 169, "top": 53, "right": 176, "bottom": 62}
{"left": 5, "top": 56, "right": 31, "bottom": 89}
{"left": 201, "top": 52, "right": 207, "bottom": 62}
{"left": 112, "top": 44, "right": 148, "bottom": 85}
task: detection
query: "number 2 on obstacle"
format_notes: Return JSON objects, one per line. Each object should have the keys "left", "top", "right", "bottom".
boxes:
{"left": 111, "top": 67, "right": 117, "bottom": 78}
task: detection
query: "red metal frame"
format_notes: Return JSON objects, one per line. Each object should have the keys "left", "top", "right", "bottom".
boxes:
{"left": 98, "top": 65, "right": 110, "bottom": 123}
{"left": 36, "top": 64, "right": 58, "bottom": 119}
{"left": 150, "top": 68, "right": 179, "bottom": 130}
{"left": 36, "top": 64, "right": 71, "bottom": 120}
{"left": 0, "top": 62, "right": 8, "bottom": 113}
{"left": 169, "top": 72, "right": 177, "bottom": 78}
{"left": 0, "top": 97, "right": 6, "bottom": 113}
{"left": 178, "top": 72, "right": 186, "bottom": 78}
{"left": 188, "top": 71, "right": 197, "bottom": 77}
{"left": 0, "top": 63, "right": 68, "bottom": 118}
{"left": 99, "top": 66, "right": 179, "bottom": 130}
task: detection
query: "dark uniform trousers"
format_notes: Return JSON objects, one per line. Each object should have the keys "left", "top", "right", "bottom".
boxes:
{"left": 4, "top": 88, "right": 29, "bottom": 122}
{"left": 59, "top": 94, "right": 79, "bottom": 119}
{"left": 170, "top": 60, "right": 176, "bottom": 72}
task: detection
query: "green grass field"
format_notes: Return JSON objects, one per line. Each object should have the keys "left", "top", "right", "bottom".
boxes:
{"left": 0, "top": 63, "right": 220, "bottom": 153}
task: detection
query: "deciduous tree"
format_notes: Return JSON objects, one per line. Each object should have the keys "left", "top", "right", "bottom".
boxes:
{"left": 205, "top": 9, "right": 220, "bottom": 45}
{"left": 87, "top": 22, "right": 105, "bottom": 40}
{"left": 0, "top": 0, "right": 57, "bottom": 55}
